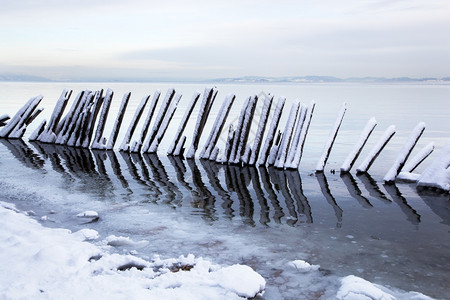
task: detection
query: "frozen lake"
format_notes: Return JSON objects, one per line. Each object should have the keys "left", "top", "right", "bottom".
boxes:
{"left": 0, "top": 82, "right": 449, "bottom": 299}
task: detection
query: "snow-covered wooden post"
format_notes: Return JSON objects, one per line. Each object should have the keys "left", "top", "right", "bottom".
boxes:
{"left": 285, "top": 104, "right": 307, "bottom": 166}
{"left": 257, "top": 97, "right": 286, "bottom": 166}
{"left": 147, "top": 93, "right": 182, "bottom": 153}
{"left": 315, "top": 102, "right": 347, "bottom": 173}
{"left": 274, "top": 101, "right": 300, "bottom": 169}
{"left": 105, "top": 92, "right": 131, "bottom": 150}
{"left": 402, "top": 142, "right": 434, "bottom": 173}
{"left": 0, "top": 114, "right": 10, "bottom": 127}
{"left": 6, "top": 96, "right": 44, "bottom": 139}
{"left": 119, "top": 94, "right": 150, "bottom": 152}
{"left": 185, "top": 87, "right": 217, "bottom": 159}
{"left": 91, "top": 89, "right": 114, "bottom": 150}
{"left": 248, "top": 94, "right": 273, "bottom": 165}
{"left": 55, "top": 91, "right": 88, "bottom": 145}
{"left": 383, "top": 122, "right": 426, "bottom": 183}
{"left": 168, "top": 91, "right": 201, "bottom": 155}
{"left": 217, "top": 124, "right": 235, "bottom": 163}
{"left": 199, "top": 93, "right": 235, "bottom": 159}
{"left": 67, "top": 92, "right": 96, "bottom": 147}
{"left": 0, "top": 95, "right": 42, "bottom": 138}
{"left": 35, "top": 89, "right": 72, "bottom": 143}
{"left": 228, "top": 97, "right": 251, "bottom": 164}
{"left": 80, "top": 90, "right": 104, "bottom": 148}
{"left": 232, "top": 95, "right": 258, "bottom": 165}
{"left": 130, "top": 91, "right": 161, "bottom": 153}
{"left": 142, "top": 89, "right": 175, "bottom": 153}
{"left": 286, "top": 101, "right": 316, "bottom": 170}
{"left": 340, "top": 117, "right": 377, "bottom": 173}
{"left": 356, "top": 125, "right": 396, "bottom": 174}
{"left": 417, "top": 139, "right": 450, "bottom": 191}
{"left": 173, "top": 135, "right": 187, "bottom": 157}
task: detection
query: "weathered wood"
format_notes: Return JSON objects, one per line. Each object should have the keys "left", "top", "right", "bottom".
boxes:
{"left": 80, "top": 90, "right": 104, "bottom": 148}
{"left": 173, "top": 135, "right": 187, "bottom": 157}
{"left": 91, "top": 89, "right": 114, "bottom": 150}
{"left": 0, "top": 96, "right": 38, "bottom": 138}
{"left": 275, "top": 101, "right": 300, "bottom": 169}
{"left": 119, "top": 94, "right": 150, "bottom": 152}
{"left": 248, "top": 94, "right": 273, "bottom": 165}
{"left": 199, "top": 93, "right": 235, "bottom": 159}
{"left": 356, "top": 125, "right": 396, "bottom": 174}
{"left": 7, "top": 96, "right": 43, "bottom": 139}
{"left": 217, "top": 124, "right": 235, "bottom": 163}
{"left": 168, "top": 91, "right": 201, "bottom": 155}
{"left": 383, "top": 122, "right": 426, "bottom": 183}
{"left": 55, "top": 91, "right": 87, "bottom": 144}
{"left": 106, "top": 92, "right": 131, "bottom": 150}
{"left": 236, "top": 95, "right": 258, "bottom": 165}
{"left": 340, "top": 117, "right": 377, "bottom": 173}
{"left": 285, "top": 104, "right": 307, "bottom": 166}
{"left": 148, "top": 93, "right": 182, "bottom": 153}
{"left": 315, "top": 102, "right": 347, "bottom": 172}
{"left": 257, "top": 97, "right": 285, "bottom": 166}
{"left": 29, "top": 120, "right": 47, "bottom": 141}
{"left": 186, "top": 87, "right": 217, "bottom": 159}
{"left": 67, "top": 92, "right": 95, "bottom": 147}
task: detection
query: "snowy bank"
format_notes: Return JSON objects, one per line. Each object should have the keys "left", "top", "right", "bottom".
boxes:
{"left": 0, "top": 202, "right": 265, "bottom": 299}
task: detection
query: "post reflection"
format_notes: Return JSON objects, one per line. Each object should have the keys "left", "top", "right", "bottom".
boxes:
{"left": 1, "top": 141, "right": 440, "bottom": 229}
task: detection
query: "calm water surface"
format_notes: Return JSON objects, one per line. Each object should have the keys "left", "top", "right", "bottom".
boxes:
{"left": 0, "top": 82, "right": 449, "bottom": 299}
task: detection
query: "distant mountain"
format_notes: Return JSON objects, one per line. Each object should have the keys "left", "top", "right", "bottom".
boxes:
{"left": 212, "top": 76, "right": 450, "bottom": 84}
{"left": 0, "top": 74, "right": 52, "bottom": 82}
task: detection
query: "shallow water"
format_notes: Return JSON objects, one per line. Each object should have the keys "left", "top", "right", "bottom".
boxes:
{"left": 0, "top": 82, "right": 449, "bottom": 299}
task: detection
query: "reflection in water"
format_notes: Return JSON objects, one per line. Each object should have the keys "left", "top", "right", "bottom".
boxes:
{"left": 2, "top": 141, "right": 447, "bottom": 229}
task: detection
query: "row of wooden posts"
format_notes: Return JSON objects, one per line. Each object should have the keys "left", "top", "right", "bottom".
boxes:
{"left": 0, "top": 87, "right": 434, "bottom": 183}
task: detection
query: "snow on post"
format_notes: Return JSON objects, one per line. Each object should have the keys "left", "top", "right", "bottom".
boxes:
{"left": 119, "top": 95, "right": 150, "bottom": 152}
{"left": 80, "top": 90, "right": 104, "bottom": 148}
{"left": 315, "top": 102, "right": 347, "bottom": 173}
{"left": 199, "top": 93, "right": 235, "bottom": 159}
{"left": 67, "top": 92, "right": 96, "bottom": 147}
{"left": 105, "top": 92, "right": 131, "bottom": 150}
{"left": 7, "top": 96, "right": 44, "bottom": 139}
{"left": 0, "top": 114, "right": 10, "bottom": 127}
{"left": 234, "top": 95, "right": 258, "bottom": 165}
{"left": 130, "top": 90, "right": 161, "bottom": 153}
{"left": 217, "top": 124, "right": 235, "bottom": 163}
{"left": 185, "top": 87, "right": 217, "bottom": 159}
{"left": 417, "top": 139, "right": 450, "bottom": 191}
{"left": 173, "top": 135, "right": 187, "bottom": 157}
{"left": 402, "top": 142, "right": 434, "bottom": 173}
{"left": 340, "top": 117, "right": 377, "bottom": 173}
{"left": 91, "top": 89, "right": 114, "bottom": 150}
{"left": 228, "top": 97, "right": 251, "bottom": 164}
{"left": 168, "top": 91, "right": 201, "bottom": 155}
{"left": 248, "top": 94, "right": 273, "bottom": 165}
{"left": 55, "top": 91, "right": 88, "bottom": 145}
{"left": 383, "top": 122, "right": 426, "bottom": 183}
{"left": 287, "top": 101, "right": 316, "bottom": 170}
{"left": 29, "top": 120, "right": 47, "bottom": 141}
{"left": 285, "top": 104, "right": 307, "bottom": 166}
{"left": 257, "top": 97, "right": 286, "bottom": 166}
{"left": 0, "top": 96, "right": 38, "bottom": 138}
{"left": 148, "top": 93, "right": 182, "bottom": 153}
{"left": 356, "top": 125, "right": 396, "bottom": 174}
{"left": 275, "top": 101, "right": 300, "bottom": 169}
{"left": 142, "top": 89, "right": 176, "bottom": 152}
{"left": 36, "top": 89, "right": 72, "bottom": 143}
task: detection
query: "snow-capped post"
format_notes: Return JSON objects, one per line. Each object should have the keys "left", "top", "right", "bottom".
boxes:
{"left": 383, "top": 122, "right": 426, "bottom": 183}
{"left": 173, "top": 135, "right": 187, "bottom": 157}
{"left": 119, "top": 94, "right": 150, "bottom": 152}
{"left": 55, "top": 91, "right": 87, "bottom": 145}
{"left": 228, "top": 96, "right": 251, "bottom": 164}
{"left": 105, "top": 92, "right": 131, "bottom": 150}
{"left": 257, "top": 97, "right": 286, "bottom": 166}
{"left": 91, "top": 89, "right": 114, "bottom": 150}
{"left": 217, "top": 124, "right": 235, "bottom": 163}
{"left": 6, "top": 96, "right": 43, "bottom": 139}
{"left": 340, "top": 117, "right": 377, "bottom": 173}
{"left": 210, "top": 146, "right": 220, "bottom": 161}
{"left": 248, "top": 94, "right": 273, "bottom": 165}
{"left": 142, "top": 89, "right": 175, "bottom": 152}
{"left": 286, "top": 101, "right": 316, "bottom": 170}
{"left": 67, "top": 91, "right": 96, "bottom": 147}
{"left": 36, "top": 89, "right": 72, "bottom": 143}
{"left": 29, "top": 120, "right": 47, "bottom": 141}
{"left": 234, "top": 94, "right": 258, "bottom": 165}
{"left": 274, "top": 101, "right": 300, "bottom": 169}
{"left": 402, "top": 142, "right": 434, "bottom": 173}
{"left": 80, "top": 90, "right": 104, "bottom": 148}
{"left": 356, "top": 125, "right": 396, "bottom": 174}
{"left": 148, "top": 93, "right": 182, "bottom": 153}
{"left": 285, "top": 104, "right": 307, "bottom": 166}
{"left": 417, "top": 139, "right": 450, "bottom": 192}
{"left": 168, "top": 91, "right": 201, "bottom": 155}
{"left": 0, "top": 96, "right": 41, "bottom": 138}
{"left": 185, "top": 87, "right": 217, "bottom": 159}
{"left": 315, "top": 102, "right": 347, "bottom": 173}
{"left": 130, "top": 90, "right": 161, "bottom": 153}
{"left": 199, "top": 93, "right": 235, "bottom": 159}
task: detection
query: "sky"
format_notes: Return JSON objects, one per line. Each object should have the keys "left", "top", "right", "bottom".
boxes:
{"left": 0, "top": 0, "right": 449, "bottom": 81}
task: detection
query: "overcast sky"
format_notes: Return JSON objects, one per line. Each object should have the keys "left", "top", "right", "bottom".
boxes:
{"left": 1, "top": 0, "right": 449, "bottom": 81}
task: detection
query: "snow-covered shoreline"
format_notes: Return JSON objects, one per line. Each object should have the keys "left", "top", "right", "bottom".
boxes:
{"left": 0, "top": 201, "right": 435, "bottom": 299}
